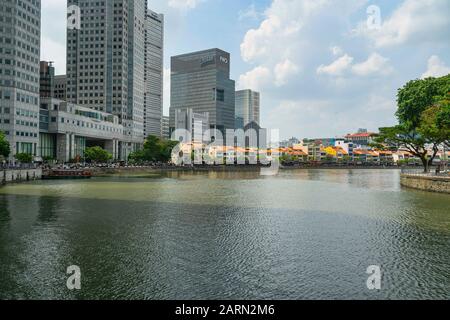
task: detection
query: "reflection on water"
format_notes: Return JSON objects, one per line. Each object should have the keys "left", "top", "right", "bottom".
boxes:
{"left": 0, "top": 169, "right": 449, "bottom": 300}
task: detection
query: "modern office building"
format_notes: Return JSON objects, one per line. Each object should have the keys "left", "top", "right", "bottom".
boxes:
{"left": 235, "top": 89, "right": 260, "bottom": 129}
{"left": 66, "top": 0, "right": 147, "bottom": 159}
{"left": 243, "top": 121, "right": 267, "bottom": 149}
{"left": 143, "top": 10, "right": 164, "bottom": 139}
{"left": 161, "top": 116, "right": 170, "bottom": 140}
{"left": 40, "top": 61, "right": 55, "bottom": 99}
{"left": 54, "top": 75, "right": 67, "bottom": 101}
{"left": 174, "top": 108, "right": 209, "bottom": 144}
{"left": 39, "top": 97, "right": 123, "bottom": 162}
{"left": 0, "top": 0, "right": 41, "bottom": 159}
{"left": 40, "top": 62, "right": 66, "bottom": 100}
{"left": 169, "top": 48, "right": 236, "bottom": 140}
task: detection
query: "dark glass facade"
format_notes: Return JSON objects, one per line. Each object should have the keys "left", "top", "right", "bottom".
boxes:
{"left": 169, "top": 49, "right": 236, "bottom": 137}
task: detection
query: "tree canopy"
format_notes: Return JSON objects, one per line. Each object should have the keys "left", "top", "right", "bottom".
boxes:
{"left": 84, "top": 146, "right": 112, "bottom": 163}
{"left": 129, "top": 135, "right": 178, "bottom": 163}
{"left": 376, "top": 74, "right": 450, "bottom": 172}
{"left": 0, "top": 131, "right": 10, "bottom": 159}
{"left": 15, "top": 153, "right": 33, "bottom": 163}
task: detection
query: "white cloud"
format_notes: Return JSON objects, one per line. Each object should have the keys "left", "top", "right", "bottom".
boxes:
{"left": 351, "top": 53, "right": 393, "bottom": 76}
{"left": 317, "top": 53, "right": 393, "bottom": 77}
{"left": 239, "top": 0, "right": 367, "bottom": 87}
{"left": 240, "top": 0, "right": 367, "bottom": 63}
{"left": 421, "top": 55, "right": 450, "bottom": 79}
{"left": 240, "top": 0, "right": 331, "bottom": 63}
{"left": 317, "top": 54, "right": 354, "bottom": 76}
{"left": 331, "top": 46, "right": 343, "bottom": 56}
{"left": 355, "top": 0, "right": 450, "bottom": 48}
{"left": 168, "top": 0, "right": 204, "bottom": 10}
{"left": 238, "top": 4, "right": 261, "bottom": 21}
{"left": 238, "top": 66, "right": 272, "bottom": 91}
{"left": 364, "top": 94, "right": 396, "bottom": 112}
{"left": 274, "top": 59, "right": 300, "bottom": 86}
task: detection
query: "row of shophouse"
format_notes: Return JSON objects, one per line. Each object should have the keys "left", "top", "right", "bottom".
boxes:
{"left": 278, "top": 130, "right": 449, "bottom": 165}
{"left": 171, "top": 128, "right": 448, "bottom": 166}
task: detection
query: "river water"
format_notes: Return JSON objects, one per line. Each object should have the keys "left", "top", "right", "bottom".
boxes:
{"left": 0, "top": 169, "right": 449, "bottom": 299}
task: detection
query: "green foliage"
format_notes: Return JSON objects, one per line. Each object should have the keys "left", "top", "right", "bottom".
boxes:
{"left": 128, "top": 135, "right": 178, "bottom": 163}
{"left": 0, "top": 131, "right": 10, "bottom": 158}
{"left": 15, "top": 153, "right": 33, "bottom": 163}
{"left": 396, "top": 74, "right": 449, "bottom": 129}
{"left": 84, "top": 146, "right": 112, "bottom": 163}
{"left": 419, "top": 104, "right": 450, "bottom": 146}
{"left": 376, "top": 74, "right": 450, "bottom": 172}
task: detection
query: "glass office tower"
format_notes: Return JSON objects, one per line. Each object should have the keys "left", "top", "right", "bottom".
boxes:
{"left": 235, "top": 89, "right": 260, "bottom": 129}
{"left": 169, "top": 49, "right": 235, "bottom": 139}
{"left": 144, "top": 10, "right": 164, "bottom": 138}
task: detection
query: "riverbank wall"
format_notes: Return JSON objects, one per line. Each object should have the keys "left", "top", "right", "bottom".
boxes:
{"left": 400, "top": 174, "right": 450, "bottom": 194}
{"left": 89, "top": 165, "right": 264, "bottom": 176}
{"left": 87, "top": 165, "right": 406, "bottom": 176}
{"left": 0, "top": 169, "right": 42, "bottom": 185}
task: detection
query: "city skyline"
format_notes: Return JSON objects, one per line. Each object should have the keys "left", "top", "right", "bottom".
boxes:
{"left": 41, "top": 0, "right": 450, "bottom": 140}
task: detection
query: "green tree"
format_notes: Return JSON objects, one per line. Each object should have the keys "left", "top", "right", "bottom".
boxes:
{"left": 84, "top": 146, "right": 112, "bottom": 163}
{"left": 376, "top": 74, "right": 450, "bottom": 172}
{"left": 128, "top": 150, "right": 146, "bottom": 164}
{"left": 0, "top": 131, "right": 10, "bottom": 159}
{"left": 129, "top": 135, "right": 178, "bottom": 163}
{"left": 15, "top": 153, "right": 33, "bottom": 163}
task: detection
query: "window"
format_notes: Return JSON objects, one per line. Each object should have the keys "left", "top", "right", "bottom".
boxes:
{"left": 216, "top": 89, "right": 225, "bottom": 102}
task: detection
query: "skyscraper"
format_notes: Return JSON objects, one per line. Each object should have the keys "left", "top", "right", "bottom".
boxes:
{"left": 235, "top": 89, "right": 260, "bottom": 129}
{"left": 144, "top": 9, "right": 164, "bottom": 138}
{"left": 40, "top": 61, "right": 55, "bottom": 99}
{"left": 161, "top": 116, "right": 170, "bottom": 140}
{"left": 0, "top": 0, "right": 41, "bottom": 158}
{"left": 66, "top": 0, "right": 146, "bottom": 159}
{"left": 169, "top": 49, "right": 235, "bottom": 139}
{"left": 53, "top": 75, "right": 67, "bottom": 101}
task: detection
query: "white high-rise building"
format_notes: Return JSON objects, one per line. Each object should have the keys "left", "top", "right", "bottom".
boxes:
{"left": 0, "top": 0, "right": 41, "bottom": 159}
{"left": 144, "top": 10, "right": 164, "bottom": 138}
{"left": 66, "top": 0, "right": 147, "bottom": 159}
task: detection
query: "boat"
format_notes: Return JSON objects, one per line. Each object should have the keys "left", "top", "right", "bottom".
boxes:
{"left": 42, "top": 169, "right": 93, "bottom": 180}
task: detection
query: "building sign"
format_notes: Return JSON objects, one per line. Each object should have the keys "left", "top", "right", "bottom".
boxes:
{"left": 200, "top": 55, "right": 215, "bottom": 67}
{"left": 200, "top": 55, "right": 229, "bottom": 68}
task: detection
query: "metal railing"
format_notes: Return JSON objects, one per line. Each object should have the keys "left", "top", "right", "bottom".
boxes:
{"left": 401, "top": 167, "right": 450, "bottom": 177}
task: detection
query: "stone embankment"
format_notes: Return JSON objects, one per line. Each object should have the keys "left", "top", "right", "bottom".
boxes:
{"left": 400, "top": 173, "right": 450, "bottom": 194}
{"left": 0, "top": 169, "right": 42, "bottom": 185}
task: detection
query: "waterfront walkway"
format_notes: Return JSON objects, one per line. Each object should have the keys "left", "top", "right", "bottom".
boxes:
{"left": 400, "top": 169, "right": 450, "bottom": 194}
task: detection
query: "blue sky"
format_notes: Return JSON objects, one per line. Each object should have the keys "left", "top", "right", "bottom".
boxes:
{"left": 41, "top": 0, "right": 450, "bottom": 140}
